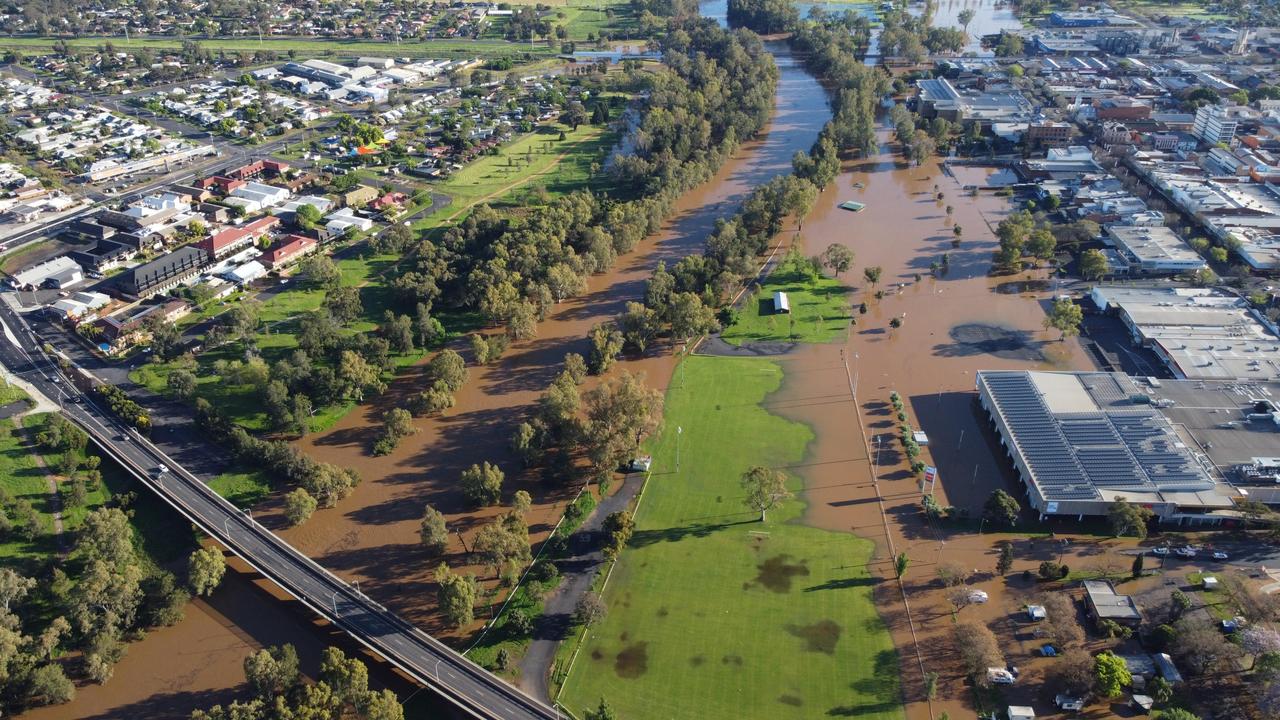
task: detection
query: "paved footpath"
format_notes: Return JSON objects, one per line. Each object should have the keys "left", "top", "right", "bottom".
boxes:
{"left": 516, "top": 470, "right": 646, "bottom": 702}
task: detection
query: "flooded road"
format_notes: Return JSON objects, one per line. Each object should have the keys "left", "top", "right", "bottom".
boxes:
{"left": 763, "top": 136, "right": 1090, "bottom": 720}
{"left": 861, "top": 0, "right": 1022, "bottom": 60}
{"left": 927, "top": 0, "right": 1024, "bottom": 54}
{"left": 33, "top": 9, "right": 1045, "bottom": 716}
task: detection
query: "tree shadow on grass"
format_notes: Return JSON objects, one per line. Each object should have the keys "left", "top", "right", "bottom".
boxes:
{"left": 627, "top": 518, "right": 759, "bottom": 548}
{"left": 803, "top": 576, "right": 878, "bottom": 592}
{"left": 828, "top": 649, "right": 902, "bottom": 716}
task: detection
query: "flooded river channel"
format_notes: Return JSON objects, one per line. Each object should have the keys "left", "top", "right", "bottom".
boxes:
{"left": 37, "top": 34, "right": 832, "bottom": 720}
{"left": 31, "top": 3, "right": 1053, "bottom": 716}
{"left": 284, "top": 37, "right": 830, "bottom": 641}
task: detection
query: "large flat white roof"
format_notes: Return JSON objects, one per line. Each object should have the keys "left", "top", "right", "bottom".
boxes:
{"left": 1092, "top": 285, "right": 1280, "bottom": 381}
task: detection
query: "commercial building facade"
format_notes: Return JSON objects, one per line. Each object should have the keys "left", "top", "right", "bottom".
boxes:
{"left": 118, "top": 246, "right": 207, "bottom": 298}
{"left": 1192, "top": 105, "right": 1239, "bottom": 145}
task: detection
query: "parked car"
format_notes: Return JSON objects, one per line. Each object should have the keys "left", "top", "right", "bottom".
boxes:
{"left": 968, "top": 589, "right": 989, "bottom": 604}
{"left": 626, "top": 455, "right": 653, "bottom": 473}
{"left": 1151, "top": 546, "right": 1170, "bottom": 556}
{"left": 1056, "top": 694, "right": 1084, "bottom": 711}
{"left": 1176, "top": 546, "right": 1196, "bottom": 558}
{"left": 1213, "top": 550, "right": 1229, "bottom": 560}
{"left": 986, "top": 667, "right": 1015, "bottom": 685}
{"left": 1222, "top": 616, "right": 1247, "bottom": 633}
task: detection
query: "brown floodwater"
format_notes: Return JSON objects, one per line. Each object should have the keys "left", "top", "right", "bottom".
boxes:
{"left": 275, "top": 42, "right": 834, "bottom": 641}
{"left": 27, "top": 43, "right": 832, "bottom": 720}
{"left": 25, "top": 557, "right": 418, "bottom": 720}
{"left": 764, "top": 134, "right": 1094, "bottom": 720}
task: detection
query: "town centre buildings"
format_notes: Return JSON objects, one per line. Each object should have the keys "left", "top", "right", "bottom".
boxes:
{"left": 1090, "top": 285, "right": 1280, "bottom": 381}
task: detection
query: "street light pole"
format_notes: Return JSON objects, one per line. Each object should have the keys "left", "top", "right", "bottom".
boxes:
{"left": 680, "top": 342, "right": 687, "bottom": 389}
{"left": 675, "top": 426, "right": 682, "bottom": 472}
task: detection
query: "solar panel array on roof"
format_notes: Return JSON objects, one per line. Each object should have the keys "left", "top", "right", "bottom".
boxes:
{"left": 1108, "top": 411, "right": 1210, "bottom": 490}
{"left": 981, "top": 371, "right": 1215, "bottom": 503}
{"left": 982, "top": 372, "right": 1098, "bottom": 501}
{"left": 1080, "top": 372, "right": 1139, "bottom": 406}
{"left": 1059, "top": 414, "right": 1149, "bottom": 489}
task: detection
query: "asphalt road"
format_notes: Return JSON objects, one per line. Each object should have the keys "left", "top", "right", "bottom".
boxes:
{"left": 0, "top": 299, "right": 559, "bottom": 720}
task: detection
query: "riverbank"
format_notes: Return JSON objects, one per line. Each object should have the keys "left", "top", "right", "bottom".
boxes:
{"left": 281, "top": 36, "right": 831, "bottom": 645}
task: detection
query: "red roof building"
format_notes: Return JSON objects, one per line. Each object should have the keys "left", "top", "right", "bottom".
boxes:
{"left": 225, "top": 159, "right": 291, "bottom": 181}
{"left": 370, "top": 192, "right": 407, "bottom": 211}
{"left": 261, "top": 234, "right": 317, "bottom": 270}
{"left": 207, "top": 176, "right": 247, "bottom": 193}
{"left": 198, "top": 216, "right": 280, "bottom": 259}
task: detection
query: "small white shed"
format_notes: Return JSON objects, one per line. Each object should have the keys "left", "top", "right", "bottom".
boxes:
{"left": 1008, "top": 705, "right": 1036, "bottom": 720}
{"left": 773, "top": 291, "right": 790, "bottom": 314}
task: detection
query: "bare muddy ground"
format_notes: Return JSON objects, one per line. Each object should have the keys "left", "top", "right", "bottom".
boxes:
{"left": 766, "top": 135, "right": 1095, "bottom": 720}
{"left": 280, "top": 42, "right": 829, "bottom": 644}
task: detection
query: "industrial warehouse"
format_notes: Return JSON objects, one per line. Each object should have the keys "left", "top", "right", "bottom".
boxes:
{"left": 976, "top": 370, "right": 1244, "bottom": 521}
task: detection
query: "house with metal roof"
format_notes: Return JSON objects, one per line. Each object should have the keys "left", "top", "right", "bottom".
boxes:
{"left": 1083, "top": 580, "right": 1142, "bottom": 625}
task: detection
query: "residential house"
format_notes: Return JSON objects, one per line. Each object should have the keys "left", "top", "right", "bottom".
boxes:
{"left": 340, "top": 184, "right": 379, "bottom": 208}
{"left": 261, "top": 234, "right": 318, "bottom": 270}
{"left": 1083, "top": 580, "right": 1142, "bottom": 626}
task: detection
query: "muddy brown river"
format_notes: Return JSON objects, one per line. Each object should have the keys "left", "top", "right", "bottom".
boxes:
{"left": 28, "top": 40, "right": 832, "bottom": 719}
{"left": 34, "top": 4, "right": 1067, "bottom": 714}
